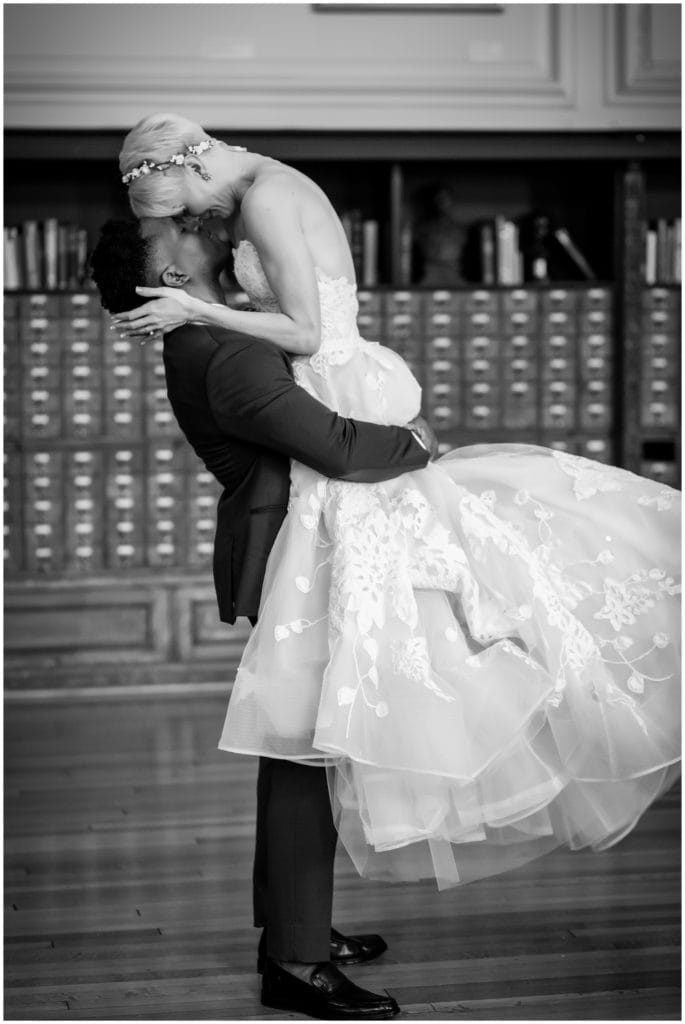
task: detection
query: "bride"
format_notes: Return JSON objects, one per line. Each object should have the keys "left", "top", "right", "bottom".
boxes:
{"left": 114, "top": 113, "right": 681, "bottom": 889}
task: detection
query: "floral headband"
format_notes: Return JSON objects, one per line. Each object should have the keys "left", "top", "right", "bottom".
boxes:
{"left": 121, "top": 137, "right": 245, "bottom": 186}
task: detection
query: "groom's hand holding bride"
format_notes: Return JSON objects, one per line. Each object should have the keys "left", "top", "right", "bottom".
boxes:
{"left": 408, "top": 415, "right": 440, "bottom": 461}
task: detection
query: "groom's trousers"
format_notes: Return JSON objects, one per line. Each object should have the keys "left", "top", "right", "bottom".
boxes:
{"left": 252, "top": 756, "right": 338, "bottom": 962}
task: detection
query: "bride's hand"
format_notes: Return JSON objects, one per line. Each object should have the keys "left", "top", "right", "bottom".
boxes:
{"left": 111, "top": 287, "right": 199, "bottom": 340}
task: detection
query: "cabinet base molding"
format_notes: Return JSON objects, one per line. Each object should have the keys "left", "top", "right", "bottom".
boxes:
{"left": 4, "top": 573, "right": 250, "bottom": 692}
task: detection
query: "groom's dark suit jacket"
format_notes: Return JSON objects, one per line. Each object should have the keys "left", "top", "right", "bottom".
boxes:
{"left": 163, "top": 323, "right": 430, "bottom": 624}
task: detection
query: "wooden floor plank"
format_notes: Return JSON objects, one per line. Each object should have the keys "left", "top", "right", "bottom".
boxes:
{"left": 4, "top": 694, "right": 681, "bottom": 1021}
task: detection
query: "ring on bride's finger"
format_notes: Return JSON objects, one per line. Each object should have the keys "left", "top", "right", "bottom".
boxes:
{"left": 147, "top": 329, "right": 155, "bottom": 335}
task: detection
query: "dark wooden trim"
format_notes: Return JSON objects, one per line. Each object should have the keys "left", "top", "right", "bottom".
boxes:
{"left": 4, "top": 129, "right": 682, "bottom": 163}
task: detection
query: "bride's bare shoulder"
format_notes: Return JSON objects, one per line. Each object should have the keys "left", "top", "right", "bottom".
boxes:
{"left": 243, "top": 167, "right": 304, "bottom": 208}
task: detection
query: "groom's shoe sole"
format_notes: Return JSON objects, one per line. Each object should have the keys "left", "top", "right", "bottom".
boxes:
{"left": 261, "top": 996, "right": 400, "bottom": 1020}
{"left": 261, "top": 994, "right": 400, "bottom": 1020}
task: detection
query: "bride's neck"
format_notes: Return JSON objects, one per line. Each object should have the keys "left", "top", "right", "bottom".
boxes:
{"left": 213, "top": 152, "right": 263, "bottom": 222}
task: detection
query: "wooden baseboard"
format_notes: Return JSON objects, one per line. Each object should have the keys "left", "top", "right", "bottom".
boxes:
{"left": 4, "top": 680, "right": 232, "bottom": 700}
{"left": 4, "top": 572, "right": 251, "bottom": 692}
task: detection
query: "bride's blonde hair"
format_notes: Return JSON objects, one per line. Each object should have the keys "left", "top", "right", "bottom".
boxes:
{"left": 120, "top": 112, "right": 212, "bottom": 217}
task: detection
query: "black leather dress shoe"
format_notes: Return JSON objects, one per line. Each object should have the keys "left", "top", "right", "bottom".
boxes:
{"left": 261, "top": 958, "right": 400, "bottom": 1020}
{"left": 257, "top": 926, "right": 388, "bottom": 973}
{"left": 330, "top": 927, "right": 389, "bottom": 966}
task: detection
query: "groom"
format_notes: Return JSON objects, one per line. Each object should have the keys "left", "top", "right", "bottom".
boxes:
{"left": 91, "top": 217, "right": 434, "bottom": 1019}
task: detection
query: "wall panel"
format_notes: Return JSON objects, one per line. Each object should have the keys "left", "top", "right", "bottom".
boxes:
{"left": 4, "top": 4, "right": 680, "bottom": 131}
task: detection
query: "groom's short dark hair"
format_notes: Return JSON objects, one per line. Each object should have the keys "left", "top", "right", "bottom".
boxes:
{"left": 90, "top": 219, "right": 152, "bottom": 313}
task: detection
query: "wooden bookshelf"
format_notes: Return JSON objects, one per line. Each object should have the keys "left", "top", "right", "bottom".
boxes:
{"left": 5, "top": 130, "right": 680, "bottom": 286}
{"left": 617, "top": 161, "right": 681, "bottom": 483}
{"left": 4, "top": 130, "right": 681, "bottom": 691}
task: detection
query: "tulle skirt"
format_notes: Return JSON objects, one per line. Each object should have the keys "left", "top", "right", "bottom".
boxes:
{"left": 218, "top": 443, "right": 681, "bottom": 889}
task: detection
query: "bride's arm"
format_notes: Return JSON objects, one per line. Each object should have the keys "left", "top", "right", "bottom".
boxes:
{"left": 112, "top": 183, "right": 322, "bottom": 356}
{"left": 116, "top": 291, "right": 320, "bottom": 356}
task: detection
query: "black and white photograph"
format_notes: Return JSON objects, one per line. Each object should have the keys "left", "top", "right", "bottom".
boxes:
{"left": 4, "top": 2, "right": 682, "bottom": 1020}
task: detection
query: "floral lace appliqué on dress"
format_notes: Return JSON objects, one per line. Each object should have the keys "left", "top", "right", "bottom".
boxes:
{"left": 551, "top": 449, "right": 625, "bottom": 501}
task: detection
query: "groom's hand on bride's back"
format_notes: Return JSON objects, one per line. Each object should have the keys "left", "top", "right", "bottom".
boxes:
{"left": 408, "top": 416, "right": 440, "bottom": 461}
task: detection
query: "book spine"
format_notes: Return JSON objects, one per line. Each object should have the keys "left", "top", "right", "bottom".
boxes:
{"left": 501, "top": 220, "right": 509, "bottom": 284}
{"left": 67, "top": 225, "right": 80, "bottom": 289}
{"left": 480, "top": 222, "right": 495, "bottom": 285}
{"left": 511, "top": 222, "right": 522, "bottom": 285}
{"left": 4, "top": 227, "right": 21, "bottom": 290}
{"left": 361, "top": 219, "right": 379, "bottom": 288}
{"left": 504, "top": 221, "right": 520, "bottom": 284}
{"left": 656, "top": 218, "right": 668, "bottom": 282}
{"left": 398, "top": 222, "right": 412, "bottom": 287}
{"left": 645, "top": 224, "right": 657, "bottom": 285}
{"left": 554, "top": 227, "right": 597, "bottom": 280}
{"left": 667, "top": 223, "right": 675, "bottom": 283}
{"left": 674, "top": 218, "right": 681, "bottom": 283}
{"left": 494, "top": 215, "right": 507, "bottom": 285}
{"left": 44, "top": 218, "right": 59, "bottom": 290}
{"left": 76, "top": 228, "right": 89, "bottom": 286}
{"left": 58, "top": 224, "right": 69, "bottom": 290}
{"left": 23, "top": 220, "right": 41, "bottom": 290}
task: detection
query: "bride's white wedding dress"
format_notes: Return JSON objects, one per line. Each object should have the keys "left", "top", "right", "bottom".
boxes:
{"left": 218, "top": 239, "right": 681, "bottom": 889}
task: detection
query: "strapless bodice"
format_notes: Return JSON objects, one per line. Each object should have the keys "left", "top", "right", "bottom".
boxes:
{"left": 231, "top": 238, "right": 421, "bottom": 419}
{"left": 232, "top": 239, "right": 361, "bottom": 353}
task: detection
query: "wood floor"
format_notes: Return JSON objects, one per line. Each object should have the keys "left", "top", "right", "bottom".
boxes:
{"left": 5, "top": 694, "right": 681, "bottom": 1021}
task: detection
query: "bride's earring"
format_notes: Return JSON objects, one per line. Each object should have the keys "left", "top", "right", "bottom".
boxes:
{"left": 189, "top": 160, "right": 212, "bottom": 182}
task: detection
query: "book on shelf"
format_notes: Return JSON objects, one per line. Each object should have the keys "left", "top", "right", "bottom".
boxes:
{"left": 361, "top": 219, "right": 379, "bottom": 287}
{"left": 76, "top": 228, "right": 89, "bottom": 289}
{"left": 475, "top": 212, "right": 599, "bottom": 285}
{"left": 496, "top": 217, "right": 523, "bottom": 285}
{"left": 554, "top": 227, "right": 597, "bottom": 280}
{"left": 479, "top": 217, "right": 522, "bottom": 285}
{"left": 657, "top": 219, "right": 669, "bottom": 283}
{"left": 475, "top": 219, "right": 505, "bottom": 285}
{"left": 58, "top": 225, "right": 70, "bottom": 289}
{"left": 644, "top": 218, "right": 681, "bottom": 284}
{"left": 339, "top": 209, "right": 382, "bottom": 286}
{"left": 44, "top": 218, "right": 59, "bottom": 290}
{"left": 62, "top": 224, "right": 88, "bottom": 290}
{"left": 399, "top": 222, "right": 413, "bottom": 288}
{"left": 666, "top": 222, "right": 676, "bottom": 283}
{"left": 494, "top": 216, "right": 507, "bottom": 284}
{"left": 645, "top": 225, "right": 658, "bottom": 285}
{"left": 675, "top": 220, "right": 681, "bottom": 284}
{"left": 3, "top": 219, "right": 90, "bottom": 291}
{"left": 22, "top": 220, "right": 41, "bottom": 290}
{"left": 4, "top": 227, "right": 21, "bottom": 290}
{"left": 480, "top": 222, "right": 495, "bottom": 285}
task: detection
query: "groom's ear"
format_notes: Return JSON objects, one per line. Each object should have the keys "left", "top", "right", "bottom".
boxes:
{"left": 160, "top": 264, "right": 191, "bottom": 288}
